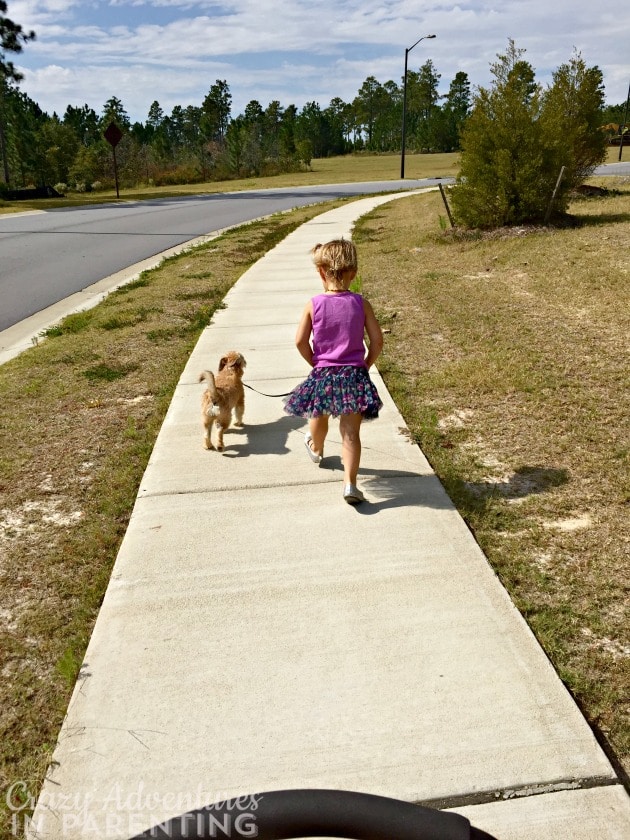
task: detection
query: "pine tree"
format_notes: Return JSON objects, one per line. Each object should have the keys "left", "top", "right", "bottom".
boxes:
{"left": 452, "top": 41, "right": 608, "bottom": 228}
{"left": 101, "top": 96, "right": 130, "bottom": 130}
{"left": 452, "top": 40, "right": 550, "bottom": 227}
{"left": 1, "top": 1, "right": 35, "bottom": 183}
{"left": 439, "top": 72, "right": 471, "bottom": 151}
{"left": 201, "top": 80, "right": 232, "bottom": 143}
{"left": 539, "top": 52, "right": 607, "bottom": 207}
{"left": 0, "top": 0, "right": 34, "bottom": 79}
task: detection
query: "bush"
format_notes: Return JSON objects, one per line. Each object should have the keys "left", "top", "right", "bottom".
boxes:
{"left": 151, "top": 165, "right": 201, "bottom": 186}
{"left": 451, "top": 41, "right": 607, "bottom": 229}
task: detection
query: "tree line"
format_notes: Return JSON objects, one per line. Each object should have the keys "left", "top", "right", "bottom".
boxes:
{"left": 0, "top": 61, "right": 472, "bottom": 193}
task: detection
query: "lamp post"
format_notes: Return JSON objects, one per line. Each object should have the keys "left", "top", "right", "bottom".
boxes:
{"left": 618, "top": 79, "right": 630, "bottom": 162}
{"left": 400, "top": 34, "right": 436, "bottom": 179}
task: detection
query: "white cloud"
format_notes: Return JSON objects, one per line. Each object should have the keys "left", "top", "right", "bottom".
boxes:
{"left": 9, "top": 0, "right": 630, "bottom": 121}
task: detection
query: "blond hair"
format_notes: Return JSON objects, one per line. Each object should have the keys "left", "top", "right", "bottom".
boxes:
{"left": 311, "top": 239, "right": 358, "bottom": 291}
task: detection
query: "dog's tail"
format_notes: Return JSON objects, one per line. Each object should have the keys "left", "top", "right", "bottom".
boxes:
{"left": 198, "top": 370, "right": 218, "bottom": 401}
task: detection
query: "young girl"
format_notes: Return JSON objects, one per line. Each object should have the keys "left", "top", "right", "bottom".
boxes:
{"left": 284, "top": 239, "right": 383, "bottom": 504}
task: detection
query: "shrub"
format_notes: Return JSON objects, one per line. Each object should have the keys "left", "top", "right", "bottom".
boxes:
{"left": 152, "top": 165, "right": 201, "bottom": 186}
{"left": 451, "top": 41, "right": 607, "bottom": 228}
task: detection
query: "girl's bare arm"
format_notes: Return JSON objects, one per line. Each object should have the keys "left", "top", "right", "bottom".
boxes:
{"left": 363, "top": 299, "right": 384, "bottom": 369}
{"left": 295, "top": 301, "right": 314, "bottom": 366}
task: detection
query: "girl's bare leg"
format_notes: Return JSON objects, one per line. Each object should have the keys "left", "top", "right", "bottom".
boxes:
{"left": 308, "top": 415, "right": 329, "bottom": 457}
{"left": 339, "top": 413, "right": 363, "bottom": 485}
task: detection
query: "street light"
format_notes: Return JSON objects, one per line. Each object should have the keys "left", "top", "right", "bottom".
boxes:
{"left": 400, "top": 34, "right": 436, "bottom": 178}
{"left": 618, "top": 79, "right": 630, "bottom": 162}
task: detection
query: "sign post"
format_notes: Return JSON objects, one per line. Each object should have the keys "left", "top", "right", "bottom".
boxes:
{"left": 103, "top": 122, "right": 123, "bottom": 198}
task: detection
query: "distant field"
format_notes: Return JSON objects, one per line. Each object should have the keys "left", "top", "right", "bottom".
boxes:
{"left": 0, "top": 152, "right": 460, "bottom": 213}
{"left": 1, "top": 146, "right": 627, "bottom": 215}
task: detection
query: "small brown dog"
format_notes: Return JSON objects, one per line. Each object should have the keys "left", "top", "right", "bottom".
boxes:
{"left": 199, "top": 351, "right": 246, "bottom": 451}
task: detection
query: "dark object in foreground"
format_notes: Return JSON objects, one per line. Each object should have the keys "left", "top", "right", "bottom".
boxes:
{"left": 129, "top": 788, "right": 498, "bottom": 840}
{"left": 4, "top": 185, "right": 63, "bottom": 200}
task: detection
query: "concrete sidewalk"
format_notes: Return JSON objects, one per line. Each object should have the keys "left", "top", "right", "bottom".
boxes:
{"left": 31, "top": 194, "right": 630, "bottom": 839}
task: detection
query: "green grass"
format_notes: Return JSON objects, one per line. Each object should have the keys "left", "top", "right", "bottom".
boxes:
{"left": 82, "top": 361, "right": 139, "bottom": 381}
{"left": 41, "top": 311, "right": 94, "bottom": 337}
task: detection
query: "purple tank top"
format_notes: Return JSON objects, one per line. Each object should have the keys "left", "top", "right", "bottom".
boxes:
{"left": 311, "top": 292, "right": 366, "bottom": 368}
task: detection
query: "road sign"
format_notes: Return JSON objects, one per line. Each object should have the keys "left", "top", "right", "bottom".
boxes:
{"left": 104, "top": 122, "right": 123, "bottom": 147}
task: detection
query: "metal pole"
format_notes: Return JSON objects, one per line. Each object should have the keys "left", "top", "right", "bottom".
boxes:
{"left": 112, "top": 145, "right": 120, "bottom": 199}
{"left": 618, "top": 80, "right": 630, "bottom": 162}
{"left": 400, "top": 34, "right": 436, "bottom": 179}
{"left": 400, "top": 48, "right": 410, "bottom": 178}
{"left": 0, "top": 78, "right": 10, "bottom": 184}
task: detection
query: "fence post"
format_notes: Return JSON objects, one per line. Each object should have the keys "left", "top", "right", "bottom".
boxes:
{"left": 438, "top": 183, "right": 455, "bottom": 228}
{"left": 544, "top": 166, "right": 566, "bottom": 225}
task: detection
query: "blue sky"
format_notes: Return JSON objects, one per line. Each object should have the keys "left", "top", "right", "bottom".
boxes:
{"left": 8, "top": 1, "right": 630, "bottom": 122}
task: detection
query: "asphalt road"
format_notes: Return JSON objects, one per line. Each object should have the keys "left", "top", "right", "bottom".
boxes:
{"left": 0, "top": 179, "right": 443, "bottom": 333}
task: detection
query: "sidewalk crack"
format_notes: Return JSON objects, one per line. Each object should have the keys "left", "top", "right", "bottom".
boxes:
{"left": 417, "top": 775, "right": 621, "bottom": 810}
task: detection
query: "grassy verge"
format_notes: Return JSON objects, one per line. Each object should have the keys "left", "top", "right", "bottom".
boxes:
{"left": 354, "top": 178, "right": 630, "bottom": 780}
{"left": 0, "top": 200, "right": 346, "bottom": 837}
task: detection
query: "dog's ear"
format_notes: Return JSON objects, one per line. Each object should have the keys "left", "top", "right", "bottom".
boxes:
{"left": 230, "top": 353, "right": 246, "bottom": 371}
{"left": 218, "top": 355, "right": 228, "bottom": 371}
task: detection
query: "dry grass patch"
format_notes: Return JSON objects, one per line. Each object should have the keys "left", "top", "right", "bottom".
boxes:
{"left": 0, "top": 201, "right": 345, "bottom": 835}
{"left": 355, "top": 179, "right": 629, "bottom": 778}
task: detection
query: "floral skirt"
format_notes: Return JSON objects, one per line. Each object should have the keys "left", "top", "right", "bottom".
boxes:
{"left": 284, "top": 365, "right": 382, "bottom": 420}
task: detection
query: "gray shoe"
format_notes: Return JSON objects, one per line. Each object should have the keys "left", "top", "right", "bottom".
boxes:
{"left": 343, "top": 483, "right": 365, "bottom": 504}
{"left": 304, "top": 433, "right": 322, "bottom": 464}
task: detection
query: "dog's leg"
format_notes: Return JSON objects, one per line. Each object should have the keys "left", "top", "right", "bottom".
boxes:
{"left": 215, "top": 406, "right": 233, "bottom": 451}
{"left": 234, "top": 396, "right": 245, "bottom": 427}
{"left": 215, "top": 422, "right": 224, "bottom": 451}
{"left": 203, "top": 416, "right": 216, "bottom": 450}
